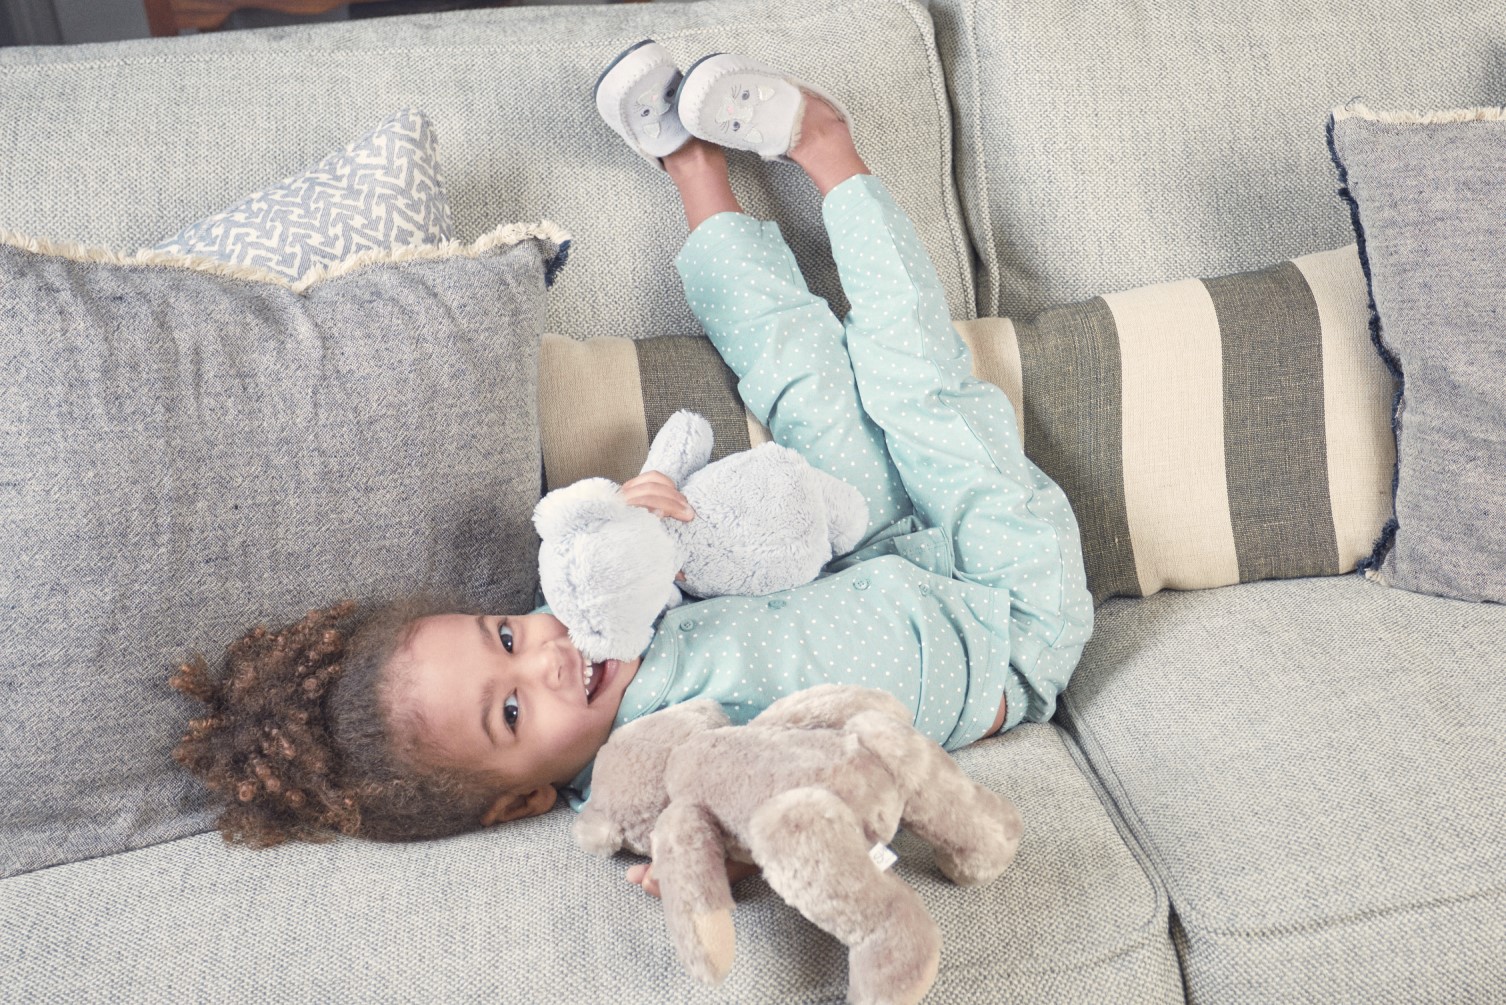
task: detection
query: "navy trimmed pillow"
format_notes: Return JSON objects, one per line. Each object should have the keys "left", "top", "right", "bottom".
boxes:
{"left": 1328, "top": 102, "right": 1506, "bottom": 603}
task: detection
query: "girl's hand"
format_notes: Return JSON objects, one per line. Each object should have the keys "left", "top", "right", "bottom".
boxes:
{"left": 626, "top": 858, "right": 761, "bottom": 899}
{"left": 621, "top": 470, "right": 697, "bottom": 523}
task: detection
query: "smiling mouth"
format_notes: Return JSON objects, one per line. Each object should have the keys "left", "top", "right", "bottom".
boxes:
{"left": 583, "top": 658, "right": 620, "bottom": 704}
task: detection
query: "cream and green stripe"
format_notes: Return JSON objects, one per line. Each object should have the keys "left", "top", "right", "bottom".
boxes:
{"left": 539, "top": 243, "right": 1395, "bottom": 605}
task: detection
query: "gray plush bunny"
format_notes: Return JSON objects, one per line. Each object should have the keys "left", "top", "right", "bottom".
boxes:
{"left": 534, "top": 410, "right": 869, "bottom": 663}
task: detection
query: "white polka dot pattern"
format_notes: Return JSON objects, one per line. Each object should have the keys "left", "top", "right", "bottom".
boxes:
{"left": 567, "top": 174, "right": 1092, "bottom": 807}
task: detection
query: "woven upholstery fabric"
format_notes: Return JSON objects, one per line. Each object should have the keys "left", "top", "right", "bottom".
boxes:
{"left": 539, "top": 332, "right": 768, "bottom": 490}
{"left": 923, "top": 0, "right": 1506, "bottom": 318}
{"left": 0, "top": 0, "right": 976, "bottom": 341}
{"left": 0, "top": 225, "right": 565, "bottom": 878}
{"left": 0, "top": 724, "right": 1182, "bottom": 1004}
{"left": 1328, "top": 104, "right": 1506, "bottom": 604}
{"left": 1059, "top": 575, "right": 1506, "bottom": 1002}
{"left": 150, "top": 107, "right": 453, "bottom": 281}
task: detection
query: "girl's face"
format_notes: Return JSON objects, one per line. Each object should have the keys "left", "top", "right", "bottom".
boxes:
{"left": 388, "top": 611, "right": 640, "bottom": 824}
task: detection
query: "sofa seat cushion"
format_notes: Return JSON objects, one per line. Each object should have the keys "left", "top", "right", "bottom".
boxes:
{"left": 0, "top": 725, "right": 1182, "bottom": 1004}
{"left": 0, "top": 0, "right": 976, "bottom": 342}
{"left": 1059, "top": 574, "right": 1506, "bottom": 1002}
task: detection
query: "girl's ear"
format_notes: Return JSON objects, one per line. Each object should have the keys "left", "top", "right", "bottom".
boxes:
{"left": 482, "top": 784, "right": 558, "bottom": 825}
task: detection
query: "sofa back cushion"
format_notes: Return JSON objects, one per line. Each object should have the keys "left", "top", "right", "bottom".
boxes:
{"left": 0, "top": 0, "right": 975, "bottom": 340}
{"left": 0, "top": 224, "right": 564, "bottom": 878}
{"left": 925, "top": 0, "right": 1506, "bottom": 318}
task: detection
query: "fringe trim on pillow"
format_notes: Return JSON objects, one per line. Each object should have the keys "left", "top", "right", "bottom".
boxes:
{"left": 0, "top": 219, "right": 573, "bottom": 294}
{"left": 1331, "top": 101, "right": 1506, "bottom": 125}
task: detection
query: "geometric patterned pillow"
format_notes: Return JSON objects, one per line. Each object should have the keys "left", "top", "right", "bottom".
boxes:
{"left": 539, "top": 243, "right": 1398, "bottom": 606}
{"left": 147, "top": 108, "right": 452, "bottom": 281}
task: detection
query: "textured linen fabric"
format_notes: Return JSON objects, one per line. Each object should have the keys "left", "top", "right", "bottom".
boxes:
{"left": 0, "top": 0, "right": 976, "bottom": 340}
{"left": 0, "top": 224, "right": 567, "bottom": 878}
{"left": 538, "top": 332, "right": 760, "bottom": 490}
{"left": 149, "top": 107, "right": 453, "bottom": 281}
{"left": 923, "top": 0, "right": 1506, "bottom": 318}
{"left": 1059, "top": 575, "right": 1506, "bottom": 1002}
{"left": 1327, "top": 103, "right": 1506, "bottom": 604}
{"left": 563, "top": 173, "right": 1092, "bottom": 808}
{"left": 0, "top": 724, "right": 1182, "bottom": 1005}
{"left": 954, "top": 245, "right": 1397, "bottom": 603}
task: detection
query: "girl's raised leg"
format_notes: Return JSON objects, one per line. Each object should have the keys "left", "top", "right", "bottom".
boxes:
{"left": 663, "top": 139, "right": 742, "bottom": 232}
{"left": 667, "top": 135, "right": 915, "bottom": 547}
{"left": 792, "top": 101, "right": 1094, "bottom": 733}
{"left": 787, "top": 92, "right": 871, "bottom": 196}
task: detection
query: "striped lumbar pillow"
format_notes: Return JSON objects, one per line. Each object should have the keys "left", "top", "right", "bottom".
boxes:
{"left": 964, "top": 243, "right": 1396, "bottom": 602}
{"left": 540, "top": 243, "right": 1396, "bottom": 604}
{"left": 539, "top": 332, "right": 772, "bottom": 491}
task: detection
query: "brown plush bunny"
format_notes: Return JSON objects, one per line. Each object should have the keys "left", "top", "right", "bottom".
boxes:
{"left": 572, "top": 684, "right": 1023, "bottom": 1005}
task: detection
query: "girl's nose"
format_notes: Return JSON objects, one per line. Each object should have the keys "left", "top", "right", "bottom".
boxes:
{"left": 527, "top": 639, "right": 571, "bottom": 693}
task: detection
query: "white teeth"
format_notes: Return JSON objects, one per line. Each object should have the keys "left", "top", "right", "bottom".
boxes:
{"left": 584, "top": 663, "right": 595, "bottom": 697}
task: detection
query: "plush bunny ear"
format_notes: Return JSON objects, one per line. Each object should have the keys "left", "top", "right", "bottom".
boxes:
{"left": 642, "top": 410, "right": 713, "bottom": 486}
{"left": 532, "top": 478, "right": 626, "bottom": 540}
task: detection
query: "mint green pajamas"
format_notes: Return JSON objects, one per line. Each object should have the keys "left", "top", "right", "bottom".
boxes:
{"left": 565, "top": 173, "right": 1091, "bottom": 810}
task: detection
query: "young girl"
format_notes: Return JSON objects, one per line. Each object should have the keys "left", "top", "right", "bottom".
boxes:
{"left": 171, "top": 43, "right": 1093, "bottom": 892}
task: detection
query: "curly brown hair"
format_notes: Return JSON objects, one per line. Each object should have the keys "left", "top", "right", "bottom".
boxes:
{"left": 170, "top": 596, "right": 508, "bottom": 847}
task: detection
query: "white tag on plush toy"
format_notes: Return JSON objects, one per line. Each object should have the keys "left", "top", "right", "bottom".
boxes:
{"left": 868, "top": 843, "right": 898, "bottom": 872}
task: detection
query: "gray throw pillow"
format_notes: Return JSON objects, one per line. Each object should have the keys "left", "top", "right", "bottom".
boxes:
{"left": 1327, "top": 102, "right": 1506, "bottom": 604}
{"left": 0, "top": 220, "right": 570, "bottom": 877}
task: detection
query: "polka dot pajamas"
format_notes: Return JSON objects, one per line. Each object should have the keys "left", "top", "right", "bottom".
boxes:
{"left": 564, "top": 174, "right": 1092, "bottom": 810}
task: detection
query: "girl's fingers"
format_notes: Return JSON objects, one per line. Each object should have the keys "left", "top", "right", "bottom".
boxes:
{"left": 626, "top": 862, "right": 661, "bottom": 898}
{"left": 621, "top": 478, "right": 696, "bottom": 522}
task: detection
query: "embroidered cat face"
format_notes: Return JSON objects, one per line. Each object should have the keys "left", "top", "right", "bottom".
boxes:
{"left": 632, "top": 75, "right": 679, "bottom": 140}
{"left": 713, "top": 80, "right": 778, "bottom": 145}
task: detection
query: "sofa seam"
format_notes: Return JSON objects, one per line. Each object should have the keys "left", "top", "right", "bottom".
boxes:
{"left": 890, "top": 0, "right": 978, "bottom": 323}
{"left": 1187, "top": 878, "right": 1506, "bottom": 942}
{"left": 939, "top": 897, "right": 1178, "bottom": 981}
{"left": 1050, "top": 720, "right": 1177, "bottom": 935}
{"left": 1055, "top": 694, "right": 1191, "bottom": 920}
{"left": 961, "top": 0, "right": 997, "bottom": 318}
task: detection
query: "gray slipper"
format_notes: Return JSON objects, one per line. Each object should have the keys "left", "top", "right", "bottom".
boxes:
{"left": 674, "top": 52, "right": 851, "bottom": 165}
{"left": 594, "top": 39, "right": 692, "bottom": 171}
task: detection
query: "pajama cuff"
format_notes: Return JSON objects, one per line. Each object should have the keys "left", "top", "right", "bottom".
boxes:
{"left": 673, "top": 210, "right": 768, "bottom": 274}
{"left": 1001, "top": 666, "right": 1032, "bottom": 733}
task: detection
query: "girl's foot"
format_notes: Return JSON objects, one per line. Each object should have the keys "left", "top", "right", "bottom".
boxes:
{"left": 663, "top": 139, "right": 744, "bottom": 232}
{"left": 674, "top": 52, "right": 851, "bottom": 165}
{"left": 595, "top": 39, "right": 692, "bottom": 171}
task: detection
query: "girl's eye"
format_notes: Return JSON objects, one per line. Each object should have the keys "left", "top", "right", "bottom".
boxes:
{"left": 498, "top": 619, "right": 514, "bottom": 654}
{"left": 503, "top": 693, "right": 519, "bottom": 731}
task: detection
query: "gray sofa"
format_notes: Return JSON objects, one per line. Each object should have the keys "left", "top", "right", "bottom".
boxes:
{"left": 3, "top": 1, "right": 1504, "bottom": 1002}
